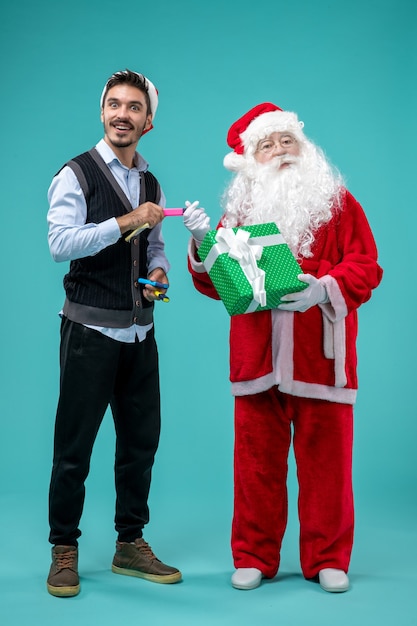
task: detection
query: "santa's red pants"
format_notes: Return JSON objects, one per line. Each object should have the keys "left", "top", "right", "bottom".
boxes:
{"left": 232, "top": 387, "right": 354, "bottom": 579}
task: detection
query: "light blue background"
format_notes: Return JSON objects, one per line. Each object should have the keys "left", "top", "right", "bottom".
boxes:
{"left": 0, "top": 0, "right": 415, "bottom": 624}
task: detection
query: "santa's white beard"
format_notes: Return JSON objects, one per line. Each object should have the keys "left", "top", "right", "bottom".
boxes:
{"left": 222, "top": 142, "right": 344, "bottom": 258}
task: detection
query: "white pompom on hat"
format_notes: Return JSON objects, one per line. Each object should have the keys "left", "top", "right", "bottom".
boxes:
{"left": 223, "top": 102, "right": 305, "bottom": 171}
{"left": 100, "top": 70, "right": 158, "bottom": 134}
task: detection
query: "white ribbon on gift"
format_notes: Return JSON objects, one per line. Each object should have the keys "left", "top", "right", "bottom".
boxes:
{"left": 203, "top": 227, "right": 286, "bottom": 312}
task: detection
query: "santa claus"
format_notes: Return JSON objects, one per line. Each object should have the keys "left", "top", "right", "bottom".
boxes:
{"left": 183, "top": 103, "right": 382, "bottom": 592}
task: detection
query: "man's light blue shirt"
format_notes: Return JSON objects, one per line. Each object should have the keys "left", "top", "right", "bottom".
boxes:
{"left": 47, "top": 139, "right": 170, "bottom": 343}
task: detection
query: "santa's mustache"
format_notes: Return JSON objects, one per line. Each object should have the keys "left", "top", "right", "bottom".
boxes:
{"left": 267, "top": 154, "right": 299, "bottom": 169}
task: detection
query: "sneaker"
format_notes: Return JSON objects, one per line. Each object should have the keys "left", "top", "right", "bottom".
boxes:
{"left": 231, "top": 568, "right": 263, "bottom": 590}
{"left": 112, "top": 538, "right": 182, "bottom": 584}
{"left": 47, "top": 545, "right": 80, "bottom": 597}
{"left": 319, "top": 568, "right": 350, "bottom": 593}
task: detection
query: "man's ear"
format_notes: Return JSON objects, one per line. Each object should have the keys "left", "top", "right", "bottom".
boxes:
{"left": 144, "top": 114, "right": 153, "bottom": 131}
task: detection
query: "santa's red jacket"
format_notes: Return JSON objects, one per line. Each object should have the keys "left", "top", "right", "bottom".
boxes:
{"left": 188, "top": 190, "right": 383, "bottom": 405}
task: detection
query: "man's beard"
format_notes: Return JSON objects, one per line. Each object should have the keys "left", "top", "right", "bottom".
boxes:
{"left": 103, "top": 118, "right": 147, "bottom": 150}
{"left": 222, "top": 142, "right": 344, "bottom": 258}
{"left": 108, "top": 136, "right": 137, "bottom": 149}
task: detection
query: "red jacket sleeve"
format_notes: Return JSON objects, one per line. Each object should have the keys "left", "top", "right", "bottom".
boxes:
{"left": 328, "top": 190, "right": 383, "bottom": 312}
{"left": 301, "top": 190, "right": 383, "bottom": 315}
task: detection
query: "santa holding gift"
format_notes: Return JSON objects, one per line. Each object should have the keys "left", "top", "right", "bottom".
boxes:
{"left": 183, "top": 103, "right": 382, "bottom": 592}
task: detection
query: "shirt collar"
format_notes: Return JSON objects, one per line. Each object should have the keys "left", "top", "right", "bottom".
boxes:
{"left": 95, "top": 138, "right": 149, "bottom": 172}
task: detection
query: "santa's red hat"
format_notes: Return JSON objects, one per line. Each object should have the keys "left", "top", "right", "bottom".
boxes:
{"left": 224, "top": 102, "right": 305, "bottom": 171}
{"left": 100, "top": 70, "right": 158, "bottom": 135}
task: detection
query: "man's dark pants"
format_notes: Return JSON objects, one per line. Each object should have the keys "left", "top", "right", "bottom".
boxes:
{"left": 48, "top": 317, "right": 161, "bottom": 546}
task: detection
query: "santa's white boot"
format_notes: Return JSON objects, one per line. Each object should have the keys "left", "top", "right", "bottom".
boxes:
{"left": 319, "top": 568, "right": 350, "bottom": 592}
{"left": 231, "top": 568, "right": 263, "bottom": 590}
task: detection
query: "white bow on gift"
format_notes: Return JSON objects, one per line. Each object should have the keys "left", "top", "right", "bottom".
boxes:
{"left": 212, "top": 227, "right": 267, "bottom": 307}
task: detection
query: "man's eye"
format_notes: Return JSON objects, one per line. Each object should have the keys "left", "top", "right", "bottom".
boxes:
{"left": 261, "top": 142, "right": 273, "bottom": 150}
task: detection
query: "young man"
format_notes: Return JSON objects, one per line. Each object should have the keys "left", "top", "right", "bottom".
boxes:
{"left": 46, "top": 69, "right": 181, "bottom": 597}
{"left": 183, "top": 103, "right": 382, "bottom": 592}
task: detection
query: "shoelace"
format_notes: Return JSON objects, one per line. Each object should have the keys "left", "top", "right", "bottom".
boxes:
{"left": 136, "top": 540, "right": 157, "bottom": 561}
{"left": 55, "top": 551, "right": 77, "bottom": 570}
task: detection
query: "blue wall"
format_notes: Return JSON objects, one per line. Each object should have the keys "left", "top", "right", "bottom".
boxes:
{"left": 0, "top": 0, "right": 415, "bottom": 532}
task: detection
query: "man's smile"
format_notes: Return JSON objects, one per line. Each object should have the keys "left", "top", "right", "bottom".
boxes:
{"left": 112, "top": 122, "right": 133, "bottom": 132}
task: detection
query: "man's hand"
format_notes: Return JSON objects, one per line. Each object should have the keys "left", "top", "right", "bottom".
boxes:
{"left": 117, "top": 202, "right": 164, "bottom": 235}
{"left": 278, "top": 274, "right": 328, "bottom": 312}
{"left": 142, "top": 268, "right": 169, "bottom": 302}
{"left": 183, "top": 200, "right": 211, "bottom": 247}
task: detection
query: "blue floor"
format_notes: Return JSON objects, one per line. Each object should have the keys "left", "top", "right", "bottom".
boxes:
{"left": 1, "top": 489, "right": 415, "bottom": 626}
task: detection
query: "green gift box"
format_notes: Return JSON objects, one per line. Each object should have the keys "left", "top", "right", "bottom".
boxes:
{"left": 198, "top": 222, "right": 307, "bottom": 316}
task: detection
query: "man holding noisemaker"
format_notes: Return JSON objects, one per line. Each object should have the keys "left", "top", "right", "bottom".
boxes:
{"left": 183, "top": 103, "right": 382, "bottom": 592}
{"left": 46, "top": 69, "right": 180, "bottom": 597}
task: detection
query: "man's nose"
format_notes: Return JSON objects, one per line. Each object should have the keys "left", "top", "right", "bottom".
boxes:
{"left": 117, "top": 105, "right": 130, "bottom": 118}
{"left": 272, "top": 143, "right": 286, "bottom": 155}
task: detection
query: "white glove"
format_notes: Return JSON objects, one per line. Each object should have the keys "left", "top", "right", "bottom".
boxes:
{"left": 183, "top": 200, "right": 211, "bottom": 246}
{"left": 278, "top": 274, "right": 328, "bottom": 312}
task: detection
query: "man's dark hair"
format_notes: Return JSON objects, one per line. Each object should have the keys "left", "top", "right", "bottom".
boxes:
{"left": 101, "top": 69, "right": 151, "bottom": 115}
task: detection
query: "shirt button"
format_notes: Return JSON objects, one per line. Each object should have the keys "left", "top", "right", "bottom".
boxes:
{"left": 136, "top": 300, "right": 141, "bottom": 306}
{"left": 133, "top": 239, "right": 138, "bottom": 245}
{"left": 133, "top": 260, "right": 138, "bottom": 266}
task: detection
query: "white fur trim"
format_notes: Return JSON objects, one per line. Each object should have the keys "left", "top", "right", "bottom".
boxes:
{"left": 231, "top": 372, "right": 276, "bottom": 396}
{"left": 187, "top": 237, "right": 206, "bottom": 272}
{"left": 320, "top": 275, "right": 348, "bottom": 323}
{"left": 319, "top": 276, "right": 348, "bottom": 388}
{"left": 277, "top": 380, "right": 356, "bottom": 404}
{"left": 223, "top": 152, "right": 246, "bottom": 171}
{"left": 241, "top": 110, "right": 304, "bottom": 153}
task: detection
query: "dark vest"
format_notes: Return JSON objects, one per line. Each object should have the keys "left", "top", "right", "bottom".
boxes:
{"left": 61, "top": 148, "right": 161, "bottom": 328}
